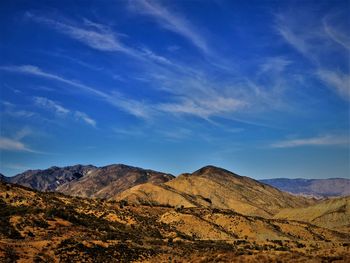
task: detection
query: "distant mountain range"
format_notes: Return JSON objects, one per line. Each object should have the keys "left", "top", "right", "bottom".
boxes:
{"left": 1, "top": 164, "right": 174, "bottom": 198}
{"left": 2, "top": 165, "right": 348, "bottom": 200}
{"left": 259, "top": 178, "right": 350, "bottom": 198}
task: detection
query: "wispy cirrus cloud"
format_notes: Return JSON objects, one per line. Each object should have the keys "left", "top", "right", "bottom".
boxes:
{"left": 0, "top": 65, "right": 152, "bottom": 120}
{"left": 1, "top": 101, "right": 36, "bottom": 118}
{"left": 275, "top": 11, "right": 350, "bottom": 102}
{"left": 128, "top": 0, "right": 209, "bottom": 54}
{"left": 34, "top": 96, "right": 70, "bottom": 115}
{"left": 0, "top": 137, "right": 36, "bottom": 153}
{"left": 317, "top": 69, "right": 350, "bottom": 101}
{"left": 26, "top": 12, "right": 176, "bottom": 67}
{"left": 74, "top": 111, "right": 96, "bottom": 127}
{"left": 272, "top": 135, "right": 349, "bottom": 148}
{"left": 158, "top": 97, "right": 245, "bottom": 119}
{"left": 323, "top": 14, "right": 350, "bottom": 50}
{"left": 26, "top": 12, "right": 130, "bottom": 53}
{"left": 33, "top": 96, "right": 96, "bottom": 127}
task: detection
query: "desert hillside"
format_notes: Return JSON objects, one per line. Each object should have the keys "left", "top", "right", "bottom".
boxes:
{"left": 1, "top": 181, "right": 349, "bottom": 262}
{"left": 260, "top": 178, "right": 350, "bottom": 198}
{"left": 116, "top": 166, "right": 316, "bottom": 217}
{"left": 275, "top": 196, "right": 350, "bottom": 233}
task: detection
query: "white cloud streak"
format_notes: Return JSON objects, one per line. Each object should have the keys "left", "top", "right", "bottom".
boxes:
{"left": 26, "top": 12, "right": 176, "bottom": 67}
{"left": 0, "top": 137, "right": 36, "bottom": 152}
{"left": 317, "top": 69, "right": 350, "bottom": 101}
{"left": 0, "top": 65, "right": 152, "bottom": 120}
{"left": 275, "top": 12, "right": 350, "bottom": 102}
{"left": 272, "top": 135, "right": 349, "bottom": 148}
{"left": 26, "top": 12, "right": 130, "bottom": 53}
{"left": 34, "top": 96, "right": 70, "bottom": 115}
{"left": 74, "top": 111, "right": 96, "bottom": 127}
{"left": 129, "top": 0, "right": 209, "bottom": 54}
{"left": 323, "top": 17, "right": 350, "bottom": 50}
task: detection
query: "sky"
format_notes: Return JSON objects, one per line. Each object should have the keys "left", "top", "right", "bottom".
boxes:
{"left": 0, "top": 0, "right": 349, "bottom": 179}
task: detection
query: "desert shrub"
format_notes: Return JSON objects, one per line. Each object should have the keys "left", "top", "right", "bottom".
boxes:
{"left": 2, "top": 246, "right": 19, "bottom": 263}
{"left": 202, "top": 197, "right": 212, "bottom": 204}
{"left": 0, "top": 216, "right": 23, "bottom": 239}
{"left": 119, "top": 200, "right": 128, "bottom": 208}
{"left": 175, "top": 205, "right": 184, "bottom": 212}
{"left": 296, "top": 242, "right": 305, "bottom": 248}
{"left": 33, "top": 219, "right": 49, "bottom": 229}
{"left": 56, "top": 238, "right": 156, "bottom": 262}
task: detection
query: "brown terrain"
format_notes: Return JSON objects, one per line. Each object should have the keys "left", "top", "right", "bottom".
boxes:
{"left": 115, "top": 166, "right": 316, "bottom": 217}
{"left": 1, "top": 165, "right": 349, "bottom": 262}
{"left": 275, "top": 196, "right": 350, "bottom": 233}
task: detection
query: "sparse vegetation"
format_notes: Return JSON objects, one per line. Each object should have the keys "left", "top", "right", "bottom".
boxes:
{"left": 1, "top": 180, "right": 349, "bottom": 263}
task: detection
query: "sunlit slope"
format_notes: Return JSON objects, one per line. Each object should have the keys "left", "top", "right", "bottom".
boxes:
{"left": 1, "top": 181, "right": 349, "bottom": 262}
{"left": 275, "top": 196, "right": 350, "bottom": 232}
{"left": 115, "top": 166, "right": 316, "bottom": 217}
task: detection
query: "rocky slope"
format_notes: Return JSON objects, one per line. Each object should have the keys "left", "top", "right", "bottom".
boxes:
{"left": 115, "top": 166, "right": 316, "bottom": 217}
{"left": 1, "top": 181, "right": 349, "bottom": 263}
{"left": 274, "top": 196, "right": 350, "bottom": 233}
{"left": 6, "top": 164, "right": 174, "bottom": 198}
{"left": 57, "top": 164, "right": 174, "bottom": 198}
{"left": 260, "top": 178, "right": 350, "bottom": 198}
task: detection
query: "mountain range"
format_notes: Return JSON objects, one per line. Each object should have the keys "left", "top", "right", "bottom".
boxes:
{"left": 2, "top": 164, "right": 349, "bottom": 199}
{"left": 260, "top": 178, "right": 350, "bottom": 198}
{"left": 2, "top": 164, "right": 318, "bottom": 218}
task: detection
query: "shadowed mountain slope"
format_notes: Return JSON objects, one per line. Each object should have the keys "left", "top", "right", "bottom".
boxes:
{"left": 116, "top": 166, "right": 316, "bottom": 217}
{"left": 260, "top": 178, "right": 350, "bottom": 198}
{"left": 6, "top": 164, "right": 174, "bottom": 199}
{"left": 57, "top": 164, "right": 174, "bottom": 198}
{"left": 0, "top": 173, "right": 8, "bottom": 182}
{"left": 9, "top": 165, "right": 96, "bottom": 191}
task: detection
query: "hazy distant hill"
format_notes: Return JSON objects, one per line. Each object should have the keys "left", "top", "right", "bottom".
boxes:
{"left": 260, "top": 178, "right": 350, "bottom": 198}
{"left": 5, "top": 164, "right": 174, "bottom": 198}
{"left": 116, "top": 165, "right": 316, "bottom": 217}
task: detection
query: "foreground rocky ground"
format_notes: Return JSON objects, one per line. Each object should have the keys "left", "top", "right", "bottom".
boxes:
{"left": 1, "top": 181, "right": 349, "bottom": 262}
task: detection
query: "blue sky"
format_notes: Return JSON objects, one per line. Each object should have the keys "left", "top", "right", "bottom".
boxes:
{"left": 0, "top": 0, "right": 349, "bottom": 179}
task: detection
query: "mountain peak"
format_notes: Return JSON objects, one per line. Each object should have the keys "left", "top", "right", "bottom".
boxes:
{"left": 192, "top": 165, "right": 241, "bottom": 178}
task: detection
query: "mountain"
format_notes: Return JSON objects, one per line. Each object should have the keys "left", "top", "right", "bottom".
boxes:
{"left": 274, "top": 196, "right": 350, "bottom": 233}
{"left": 9, "top": 165, "right": 96, "bottom": 191}
{"left": 115, "top": 166, "right": 316, "bottom": 217}
{"left": 0, "top": 173, "right": 8, "bottom": 182}
{"left": 6, "top": 164, "right": 174, "bottom": 198}
{"left": 260, "top": 178, "right": 350, "bottom": 198}
{"left": 57, "top": 164, "right": 174, "bottom": 198}
{"left": 1, "top": 180, "right": 349, "bottom": 262}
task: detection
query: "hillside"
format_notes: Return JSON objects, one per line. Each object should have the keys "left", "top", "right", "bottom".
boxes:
{"left": 275, "top": 196, "right": 350, "bottom": 233}
{"left": 0, "top": 173, "right": 7, "bottom": 182}
{"left": 1, "top": 181, "right": 349, "bottom": 262}
{"left": 260, "top": 178, "right": 350, "bottom": 198}
{"left": 116, "top": 166, "right": 316, "bottom": 217}
{"left": 6, "top": 164, "right": 174, "bottom": 198}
